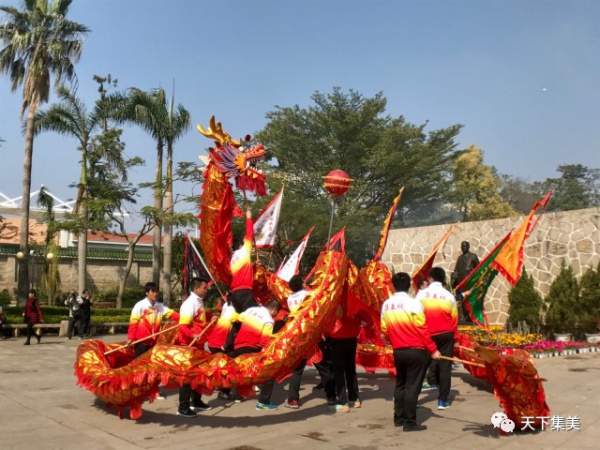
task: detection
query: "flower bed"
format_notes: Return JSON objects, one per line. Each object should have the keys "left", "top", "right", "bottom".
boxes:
{"left": 523, "top": 340, "right": 599, "bottom": 358}
{"left": 458, "top": 325, "right": 599, "bottom": 358}
{"left": 458, "top": 325, "right": 542, "bottom": 347}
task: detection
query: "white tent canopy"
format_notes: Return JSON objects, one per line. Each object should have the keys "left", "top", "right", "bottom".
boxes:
{"left": 0, "top": 186, "right": 75, "bottom": 220}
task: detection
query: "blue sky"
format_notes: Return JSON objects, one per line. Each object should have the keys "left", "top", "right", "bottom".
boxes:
{"left": 1, "top": 0, "right": 599, "bottom": 225}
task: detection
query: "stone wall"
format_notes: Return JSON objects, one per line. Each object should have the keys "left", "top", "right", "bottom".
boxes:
{"left": 381, "top": 207, "right": 600, "bottom": 324}
{"left": 0, "top": 255, "right": 152, "bottom": 295}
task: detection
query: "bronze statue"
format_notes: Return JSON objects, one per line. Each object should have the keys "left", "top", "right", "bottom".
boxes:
{"left": 452, "top": 241, "right": 479, "bottom": 322}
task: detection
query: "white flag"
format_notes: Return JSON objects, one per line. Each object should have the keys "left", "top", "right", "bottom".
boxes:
{"left": 277, "top": 226, "right": 314, "bottom": 282}
{"left": 253, "top": 188, "right": 283, "bottom": 248}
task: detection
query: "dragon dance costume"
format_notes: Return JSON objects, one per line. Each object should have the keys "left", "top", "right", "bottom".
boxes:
{"left": 74, "top": 116, "right": 549, "bottom": 427}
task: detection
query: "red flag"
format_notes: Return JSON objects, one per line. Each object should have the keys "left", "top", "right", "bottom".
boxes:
{"left": 412, "top": 222, "right": 460, "bottom": 292}
{"left": 322, "top": 227, "right": 346, "bottom": 253}
{"left": 373, "top": 188, "right": 403, "bottom": 262}
{"left": 491, "top": 191, "right": 551, "bottom": 286}
{"left": 305, "top": 228, "right": 346, "bottom": 285}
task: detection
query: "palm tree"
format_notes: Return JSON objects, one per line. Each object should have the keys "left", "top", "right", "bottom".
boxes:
{"left": 37, "top": 186, "right": 60, "bottom": 305}
{"left": 35, "top": 85, "right": 101, "bottom": 293}
{"left": 0, "top": 0, "right": 89, "bottom": 305}
{"left": 119, "top": 87, "right": 190, "bottom": 305}
{"left": 35, "top": 84, "right": 128, "bottom": 294}
{"left": 163, "top": 89, "right": 190, "bottom": 305}
{"left": 118, "top": 88, "right": 166, "bottom": 290}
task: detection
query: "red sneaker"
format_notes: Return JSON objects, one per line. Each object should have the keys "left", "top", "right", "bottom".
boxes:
{"left": 284, "top": 399, "right": 300, "bottom": 409}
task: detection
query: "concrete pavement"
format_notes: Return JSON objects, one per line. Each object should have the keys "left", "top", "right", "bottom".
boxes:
{"left": 1, "top": 334, "right": 599, "bottom": 450}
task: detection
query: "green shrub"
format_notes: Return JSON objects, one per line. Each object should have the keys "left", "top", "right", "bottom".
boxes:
{"left": 579, "top": 263, "right": 600, "bottom": 334}
{"left": 90, "top": 315, "right": 130, "bottom": 323}
{"left": 2, "top": 304, "right": 130, "bottom": 324}
{"left": 545, "top": 262, "right": 580, "bottom": 337}
{"left": 508, "top": 268, "right": 543, "bottom": 328}
{"left": 0, "top": 289, "right": 12, "bottom": 306}
{"left": 92, "top": 285, "right": 146, "bottom": 308}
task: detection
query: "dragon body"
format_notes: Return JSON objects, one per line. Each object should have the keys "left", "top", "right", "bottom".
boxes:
{"left": 75, "top": 117, "right": 548, "bottom": 427}
{"left": 75, "top": 251, "right": 348, "bottom": 419}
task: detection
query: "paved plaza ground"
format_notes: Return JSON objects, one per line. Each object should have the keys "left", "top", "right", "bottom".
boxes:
{"left": 1, "top": 333, "right": 599, "bottom": 450}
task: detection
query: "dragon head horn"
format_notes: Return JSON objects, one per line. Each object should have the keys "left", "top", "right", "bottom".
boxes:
{"left": 197, "top": 115, "right": 241, "bottom": 147}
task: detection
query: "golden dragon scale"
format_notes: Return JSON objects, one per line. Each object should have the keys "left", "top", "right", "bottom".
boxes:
{"left": 74, "top": 251, "right": 348, "bottom": 419}
{"left": 198, "top": 163, "right": 237, "bottom": 285}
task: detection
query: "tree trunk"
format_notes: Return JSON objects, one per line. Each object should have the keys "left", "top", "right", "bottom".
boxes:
{"left": 78, "top": 219, "right": 87, "bottom": 292}
{"left": 162, "top": 142, "right": 173, "bottom": 306}
{"left": 78, "top": 148, "right": 88, "bottom": 293}
{"left": 17, "top": 107, "right": 37, "bottom": 307}
{"left": 152, "top": 141, "right": 163, "bottom": 288}
{"left": 116, "top": 242, "right": 136, "bottom": 309}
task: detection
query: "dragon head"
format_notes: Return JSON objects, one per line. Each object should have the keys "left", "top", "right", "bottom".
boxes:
{"left": 198, "top": 116, "right": 267, "bottom": 196}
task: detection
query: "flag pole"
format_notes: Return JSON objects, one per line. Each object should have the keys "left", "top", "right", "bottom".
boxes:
{"left": 326, "top": 197, "right": 335, "bottom": 250}
{"left": 187, "top": 234, "right": 227, "bottom": 299}
{"left": 243, "top": 189, "right": 261, "bottom": 263}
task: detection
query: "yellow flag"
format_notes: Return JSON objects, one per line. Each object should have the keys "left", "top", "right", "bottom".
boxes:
{"left": 491, "top": 191, "right": 551, "bottom": 286}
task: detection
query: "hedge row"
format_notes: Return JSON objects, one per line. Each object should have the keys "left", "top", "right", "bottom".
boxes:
{"left": 2, "top": 306, "right": 131, "bottom": 324}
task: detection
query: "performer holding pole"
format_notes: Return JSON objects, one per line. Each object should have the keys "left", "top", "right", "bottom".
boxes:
{"left": 229, "top": 207, "right": 256, "bottom": 314}
{"left": 175, "top": 277, "right": 213, "bottom": 417}
{"left": 125, "top": 282, "right": 180, "bottom": 358}
{"left": 415, "top": 267, "right": 459, "bottom": 411}
{"left": 381, "top": 272, "right": 441, "bottom": 431}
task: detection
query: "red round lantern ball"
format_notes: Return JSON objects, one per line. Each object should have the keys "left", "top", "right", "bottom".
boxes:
{"left": 324, "top": 169, "right": 352, "bottom": 196}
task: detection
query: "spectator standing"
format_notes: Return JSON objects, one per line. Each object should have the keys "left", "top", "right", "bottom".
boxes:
{"left": 23, "top": 289, "right": 43, "bottom": 345}
{"left": 79, "top": 289, "right": 92, "bottom": 338}
{"left": 0, "top": 306, "right": 7, "bottom": 339}
{"left": 64, "top": 290, "right": 83, "bottom": 339}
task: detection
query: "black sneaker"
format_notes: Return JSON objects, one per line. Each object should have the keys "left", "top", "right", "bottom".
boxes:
{"left": 177, "top": 408, "right": 197, "bottom": 418}
{"left": 313, "top": 382, "right": 325, "bottom": 391}
{"left": 403, "top": 423, "right": 427, "bottom": 432}
{"left": 394, "top": 419, "right": 404, "bottom": 427}
{"left": 191, "top": 401, "right": 213, "bottom": 412}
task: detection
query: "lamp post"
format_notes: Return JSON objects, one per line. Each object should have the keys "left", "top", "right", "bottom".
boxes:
{"left": 16, "top": 251, "right": 27, "bottom": 307}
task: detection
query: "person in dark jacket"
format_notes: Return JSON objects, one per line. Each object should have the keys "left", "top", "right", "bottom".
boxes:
{"left": 79, "top": 289, "right": 92, "bottom": 338}
{"left": 23, "top": 289, "right": 43, "bottom": 345}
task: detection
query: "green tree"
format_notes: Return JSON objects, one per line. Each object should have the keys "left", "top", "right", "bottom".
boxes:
{"left": 448, "top": 145, "right": 516, "bottom": 221}
{"left": 118, "top": 88, "right": 190, "bottom": 305}
{"left": 0, "top": 0, "right": 89, "bottom": 305}
{"left": 508, "top": 268, "right": 543, "bottom": 328}
{"left": 37, "top": 186, "right": 60, "bottom": 305}
{"left": 161, "top": 90, "right": 190, "bottom": 306}
{"left": 533, "top": 164, "right": 600, "bottom": 211}
{"left": 256, "top": 88, "right": 463, "bottom": 266}
{"left": 499, "top": 174, "right": 539, "bottom": 215}
{"left": 579, "top": 263, "right": 600, "bottom": 334}
{"left": 545, "top": 262, "right": 580, "bottom": 336}
{"left": 35, "top": 84, "right": 107, "bottom": 293}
